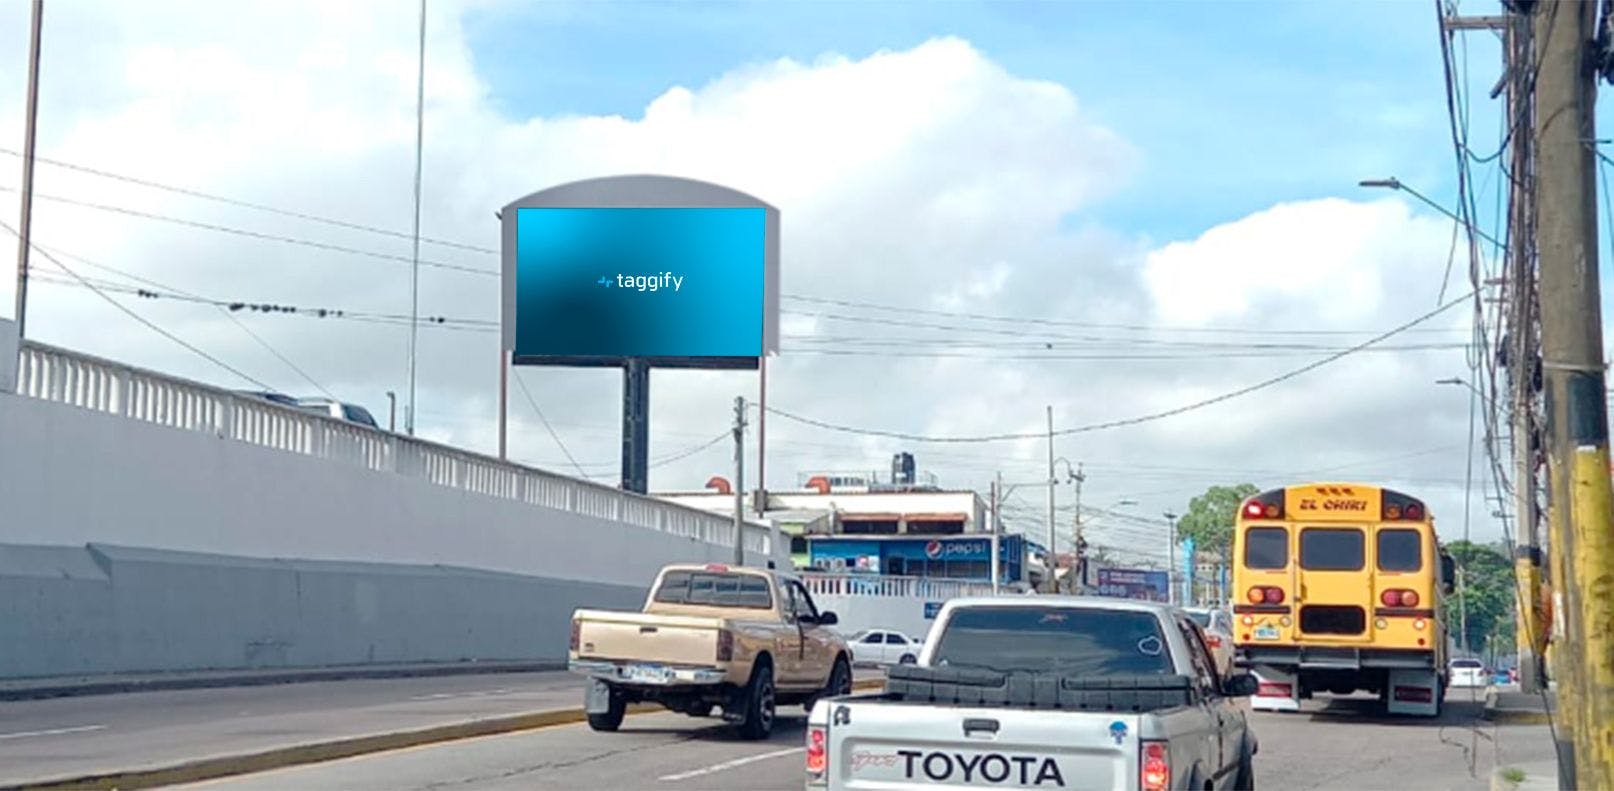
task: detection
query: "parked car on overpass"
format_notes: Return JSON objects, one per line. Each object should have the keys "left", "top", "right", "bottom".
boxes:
{"left": 294, "top": 397, "right": 380, "bottom": 429}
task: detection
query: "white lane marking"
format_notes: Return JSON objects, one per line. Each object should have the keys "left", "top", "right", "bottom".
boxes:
{"left": 658, "top": 746, "right": 804, "bottom": 782}
{"left": 407, "top": 688, "right": 519, "bottom": 701}
{"left": 0, "top": 724, "right": 106, "bottom": 741}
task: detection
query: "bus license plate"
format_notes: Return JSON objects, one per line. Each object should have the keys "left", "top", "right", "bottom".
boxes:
{"left": 1254, "top": 624, "right": 1280, "bottom": 640}
{"left": 624, "top": 663, "right": 674, "bottom": 683}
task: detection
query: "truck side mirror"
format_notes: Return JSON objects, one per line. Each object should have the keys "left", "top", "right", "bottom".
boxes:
{"left": 1441, "top": 554, "right": 1456, "bottom": 595}
{"left": 816, "top": 611, "right": 839, "bottom": 626}
{"left": 1224, "top": 673, "right": 1259, "bottom": 697}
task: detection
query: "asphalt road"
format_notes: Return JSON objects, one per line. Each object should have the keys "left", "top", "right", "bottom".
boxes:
{"left": 0, "top": 671, "right": 593, "bottom": 787}
{"left": 174, "top": 687, "right": 1560, "bottom": 791}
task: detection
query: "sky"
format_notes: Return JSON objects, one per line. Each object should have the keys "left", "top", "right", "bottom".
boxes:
{"left": 0, "top": 0, "right": 1596, "bottom": 567}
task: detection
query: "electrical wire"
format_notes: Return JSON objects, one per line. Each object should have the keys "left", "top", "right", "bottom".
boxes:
{"left": 0, "top": 218, "right": 276, "bottom": 391}
{"left": 765, "top": 291, "right": 1474, "bottom": 444}
{"left": 511, "top": 368, "right": 590, "bottom": 480}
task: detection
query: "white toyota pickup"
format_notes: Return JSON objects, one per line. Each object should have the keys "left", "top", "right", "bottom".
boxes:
{"left": 805, "top": 597, "right": 1260, "bottom": 791}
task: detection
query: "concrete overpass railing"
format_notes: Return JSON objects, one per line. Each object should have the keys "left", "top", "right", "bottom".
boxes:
{"left": 15, "top": 341, "right": 771, "bottom": 558}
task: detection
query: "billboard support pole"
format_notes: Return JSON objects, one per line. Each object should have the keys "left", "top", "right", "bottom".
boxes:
{"left": 621, "top": 358, "right": 650, "bottom": 493}
{"left": 497, "top": 349, "right": 508, "bottom": 460}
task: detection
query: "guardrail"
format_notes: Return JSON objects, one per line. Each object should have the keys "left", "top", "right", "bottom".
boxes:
{"left": 799, "top": 572, "right": 996, "bottom": 600}
{"left": 15, "top": 341, "right": 772, "bottom": 556}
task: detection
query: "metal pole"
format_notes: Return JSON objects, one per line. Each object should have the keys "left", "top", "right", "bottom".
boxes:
{"left": 1045, "top": 406, "right": 1056, "bottom": 593}
{"left": 1459, "top": 381, "right": 1476, "bottom": 655}
{"left": 990, "top": 475, "right": 1001, "bottom": 595}
{"left": 1534, "top": 1, "right": 1611, "bottom": 784}
{"left": 13, "top": 0, "right": 42, "bottom": 340}
{"left": 756, "top": 355, "right": 767, "bottom": 517}
{"left": 404, "top": 0, "right": 426, "bottom": 436}
{"left": 1163, "top": 512, "right": 1178, "bottom": 605}
{"left": 1071, "top": 463, "right": 1085, "bottom": 594}
{"left": 497, "top": 353, "right": 507, "bottom": 459}
{"left": 732, "top": 396, "right": 747, "bottom": 566}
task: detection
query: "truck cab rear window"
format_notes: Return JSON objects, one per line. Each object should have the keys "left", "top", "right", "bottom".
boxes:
{"left": 1300, "top": 528, "right": 1365, "bottom": 571}
{"left": 930, "top": 607, "right": 1171, "bottom": 676}
{"left": 652, "top": 571, "right": 773, "bottom": 608}
{"left": 1243, "top": 527, "right": 1288, "bottom": 570}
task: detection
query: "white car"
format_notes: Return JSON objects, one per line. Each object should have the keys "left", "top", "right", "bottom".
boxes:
{"left": 847, "top": 629, "right": 924, "bottom": 665}
{"left": 1449, "top": 658, "right": 1491, "bottom": 688}
{"left": 1183, "top": 606, "right": 1235, "bottom": 677}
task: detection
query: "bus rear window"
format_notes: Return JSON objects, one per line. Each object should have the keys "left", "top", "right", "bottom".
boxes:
{"left": 1243, "top": 527, "right": 1288, "bottom": 569}
{"left": 1301, "top": 528, "right": 1365, "bottom": 571}
{"left": 1377, "top": 529, "right": 1423, "bottom": 572}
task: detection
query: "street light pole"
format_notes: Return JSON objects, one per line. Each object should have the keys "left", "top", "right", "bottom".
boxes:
{"left": 12, "top": 0, "right": 43, "bottom": 342}
{"left": 1359, "top": 177, "right": 1503, "bottom": 250}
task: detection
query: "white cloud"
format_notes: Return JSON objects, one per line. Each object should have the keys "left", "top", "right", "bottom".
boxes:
{"left": 0, "top": 5, "right": 1500, "bottom": 549}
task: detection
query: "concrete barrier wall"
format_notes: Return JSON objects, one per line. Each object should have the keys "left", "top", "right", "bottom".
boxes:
{"left": 0, "top": 389, "right": 775, "bottom": 588}
{"left": 0, "top": 542, "right": 643, "bottom": 679}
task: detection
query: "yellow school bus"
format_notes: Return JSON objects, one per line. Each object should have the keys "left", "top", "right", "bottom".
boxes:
{"left": 1231, "top": 483, "right": 1455, "bottom": 716}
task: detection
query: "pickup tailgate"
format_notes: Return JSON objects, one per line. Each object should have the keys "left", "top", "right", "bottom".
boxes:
{"left": 573, "top": 609, "right": 724, "bottom": 666}
{"left": 826, "top": 701, "right": 1139, "bottom": 790}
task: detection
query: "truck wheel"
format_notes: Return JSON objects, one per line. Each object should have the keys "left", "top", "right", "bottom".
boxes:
{"left": 587, "top": 694, "right": 626, "bottom": 732}
{"left": 1233, "top": 739, "right": 1256, "bottom": 790}
{"left": 735, "top": 663, "right": 776, "bottom": 740}
{"left": 806, "top": 655, "right": 853, "bottom": 713}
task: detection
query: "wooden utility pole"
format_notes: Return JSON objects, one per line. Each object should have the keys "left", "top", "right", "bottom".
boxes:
{"left": 1533, "top": 1, "right": 1614, "bottom": 786}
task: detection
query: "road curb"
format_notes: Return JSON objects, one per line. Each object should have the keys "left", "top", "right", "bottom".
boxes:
{"left": 4, "top": 678, "right": 886, "bottom": 790}
{"left": 1481, "top": 687, "right": 1554, "bottom": 725}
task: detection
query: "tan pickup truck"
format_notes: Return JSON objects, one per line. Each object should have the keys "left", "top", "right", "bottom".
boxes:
{"left": 569, "top": 563, "right": 852, "bottom": 739}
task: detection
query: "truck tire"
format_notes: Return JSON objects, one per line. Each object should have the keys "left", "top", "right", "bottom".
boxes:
{"left": 735, "top": 662, "right": 777, "bottom": 740}
{"left": 1233, "top": 739, "right": 1256, "bottom": 790}
{"left": 587, "top": 693, "right": 626, "bottom": 732}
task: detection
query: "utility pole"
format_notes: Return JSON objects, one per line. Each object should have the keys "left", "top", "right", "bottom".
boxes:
{"left": 12, "top": 0, "right": 42, "bottom": 341}
{"left": 1534, "top": 1, "right": 1614, "bottom": 786}
{"left": 732, "top": 396, "right": 747, "bottom": 566}
{"left": 990, "top": 473, "right": 1002, "bottom": 595}
{"left": 1045, "top": 406, "right": 1057, "bottom": 594}
{"left": 1070, "top": 463, "right": 1085, "bottom": 594}
{"left": 1163, "top": 511, "right": 1178, "bottom": 605}
{"left": 404, "top": 0, "right": 426, "bottom": 436}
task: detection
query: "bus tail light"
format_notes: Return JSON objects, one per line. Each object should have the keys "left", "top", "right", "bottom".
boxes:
{"left": 1141, "top": 741, "right": 1170, "bottom": 791}
{"left": 1257, "top": 681, "right": 1293, "bottom": 697}
{"left": 1247, "top": 586, "right": 1285, "bottom": 604}
{"left": 1380, "top": 589, "right": 1420, "bottom": 607}
{"left": 1242, "top": 489, "right": 1285, "bottom": 520}
{"left": 716, "top": 630, "right": 734, "bottom": 662}
{"left": 805, "top": 725, "right": 827, "bottom": 782}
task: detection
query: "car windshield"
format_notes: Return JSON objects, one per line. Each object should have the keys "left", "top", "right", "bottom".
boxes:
{"left": 931, "top": 606, "right": 1173, "bottom": 676}
{"left": 1186, "top": 611, "right": 1211, "bottom": 628}
{"left": 1452, "top": 659, "right": 1483, "bottom": 668}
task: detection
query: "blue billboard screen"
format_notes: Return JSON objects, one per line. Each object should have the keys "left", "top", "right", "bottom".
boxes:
{"left": 1096, "top": 568, "right": 1170, "bottom": 601}
{"left": 512, "top": 207, "right": 766, "bottom": 362}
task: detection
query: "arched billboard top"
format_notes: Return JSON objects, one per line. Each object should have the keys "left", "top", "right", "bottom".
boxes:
{"left": 500, "top": 175, "right": 780, "bottom": 369}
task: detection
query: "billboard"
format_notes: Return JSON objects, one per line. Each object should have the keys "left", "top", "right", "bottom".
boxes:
{"left": 500, "top": 176, "right": 780, "bottom": 369}
{"left": 1096, "top": 568, "right": 1170, "bottom": 602}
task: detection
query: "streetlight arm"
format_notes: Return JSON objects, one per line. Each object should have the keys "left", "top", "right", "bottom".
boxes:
{"left": 1359, "top": 177, "right": 1503, "bottom": 250}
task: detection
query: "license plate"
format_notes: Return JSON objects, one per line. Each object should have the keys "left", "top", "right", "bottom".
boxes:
{"left": 623, "top": 663, "right": 674, "bottom": 683}
{"left": 1254, "top": 624, "right": 1280, "bottom": 641}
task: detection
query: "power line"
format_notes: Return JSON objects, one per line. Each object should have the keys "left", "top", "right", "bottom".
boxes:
{"left": 0, "top": 218, "right": 276, "bottom": 391}
{"left": 0, "top": 147, "right": 496, "bottom": 254}
{"left": 0, "top": 185, "right": 497, "bottom": 277}
{"left": 511, "top": 368, "right": 590, "bottom": 480}
{"left": 765, "top": 291, "right": 1474, "bottom": 444}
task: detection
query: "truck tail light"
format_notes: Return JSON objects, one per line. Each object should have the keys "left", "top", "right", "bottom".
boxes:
{"left": 805, "top": 725, "right": 827, "bottom": 782}
{"left": 1141, "top": 741, "right": 1170, "bottom": 791}
{"left": 1205, "top": 634, "right": 1223, "bottom": 649}
{"left": 716, "top": 629, "right": 734, "bottom": 662}
{"left": 569, "top": 620, "right": 581, "bottom": 652}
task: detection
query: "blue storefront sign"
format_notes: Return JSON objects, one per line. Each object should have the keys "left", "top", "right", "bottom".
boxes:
{"left": 924, "top": 601, "right": 944, "bottom": 619}
{"left": 807, "top": 535, "right": 1026, "bottom": 583}
{"left": 1096, "top": 568, "right": 1170, "bottom": 602}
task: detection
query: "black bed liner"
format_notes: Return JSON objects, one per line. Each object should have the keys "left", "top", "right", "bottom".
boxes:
{"left": 882, "top": 664, "right": 1195, "bottom": 712}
